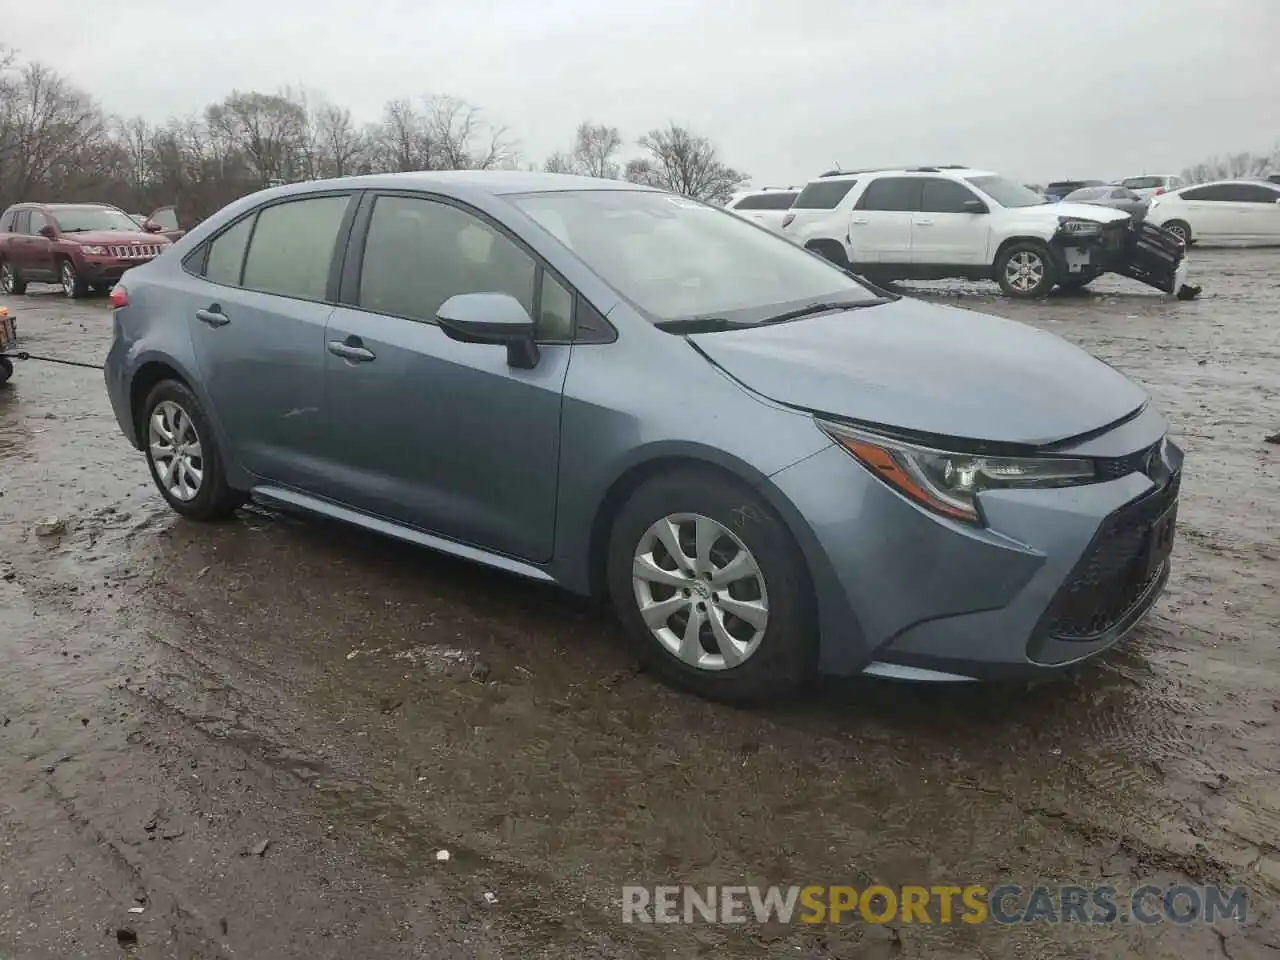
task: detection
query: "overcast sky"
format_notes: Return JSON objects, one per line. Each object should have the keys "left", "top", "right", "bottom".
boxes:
{"left": 5, "top": 0, "right": 1277, "bottom": 186}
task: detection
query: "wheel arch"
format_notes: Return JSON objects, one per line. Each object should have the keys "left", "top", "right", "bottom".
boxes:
{"left": 581, "top": 449, "right": 821, "bottom": 610}
{"left": 803, "top": 237, "right": 850, "bottom": 266}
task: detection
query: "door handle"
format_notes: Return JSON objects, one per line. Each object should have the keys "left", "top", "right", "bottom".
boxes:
{"left": 327, "top": 339, "right": 376, "bottom": 363}
{"left": 851, "top": 217, "right": 869, "bottom": 225}
{"left": 914, "top": 219, "right": 934, "bottom": 226}
{"left": 195, "top": 306, "right": 229, "bottom": 327}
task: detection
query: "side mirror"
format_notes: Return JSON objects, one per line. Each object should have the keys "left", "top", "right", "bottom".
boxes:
{"left": 143, "top": 220, "right": 163, "bottom": 233}
{"left": 38, "top": 225, "right": 56, "bottom": 239}
{"left": 963, "top": 198, "right": 988, "bottom": 214}
{"left": 436, "top": 292, "right": 539, "bottom": 369}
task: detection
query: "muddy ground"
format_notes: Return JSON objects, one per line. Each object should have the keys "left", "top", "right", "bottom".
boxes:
{"left": 1, "top": 249, "right": 1278, "bottom": 959}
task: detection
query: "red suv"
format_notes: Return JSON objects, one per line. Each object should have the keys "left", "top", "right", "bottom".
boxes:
{"left": 0, "top": 202, "right": 173, "bottom": 298}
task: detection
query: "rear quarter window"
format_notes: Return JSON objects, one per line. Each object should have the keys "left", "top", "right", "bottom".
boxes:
{"left": 734, "top": 192, "right": 797, "bottom": 211}
{"left": 793, "top": 180, "right": 857, "bottom": 210}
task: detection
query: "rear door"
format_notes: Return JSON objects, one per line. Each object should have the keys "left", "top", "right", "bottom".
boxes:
{"left": 6, "top": 211, "right": 35, "bottom": 273}
{"left": 851, "top": 177, "right": 919, "bottom": 263}
{"left": 911, "top": 178, "right": 991, "bottom": 264}
{"left": 181, "top": 191, "right": 354, "bottom": 487}
{"left": 1176, "top": 184, "right": 1232, "bottom": 238}
{"left": 321, "top": 191, "right": 572, "bottom": 562}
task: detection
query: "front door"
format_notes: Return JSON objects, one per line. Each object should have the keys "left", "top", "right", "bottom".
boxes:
{"left": 850, "top": 177, "right": 919, "bottom": 264}
{"left": 321, "top": 192, "right": 571, "bottom": 563}
{"left": 21, "top": 210, "right": 57, "bottom": 280}
{"left": 180, "top": 193, "right": 353, "bottom": 487}
{"left": 910, "top": 178, "right": 992, "bottom": 265}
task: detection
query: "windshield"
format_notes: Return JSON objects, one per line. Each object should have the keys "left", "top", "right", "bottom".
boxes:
{"left": 1065, "top": 187, "right": 1109, "bottom": 201}
{"left": 510, "top": 189, "right": 877, "bottom": 323}
{"left": 51, "top": 206, "right": 143, "bottom": 233}
{"left": 966, "top": 176, "right": 1049, "bottom": 208}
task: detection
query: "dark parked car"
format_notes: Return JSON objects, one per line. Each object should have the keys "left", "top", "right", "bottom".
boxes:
{"left": 1063, "top": 185, "right": 1150, "bottom": 221}
{"left": 1044, "top": 180, "right": 1105, "bottom": 202}
{"left": 103, "top": 172, "right": 1183, "bottom": 703}
{"left": 0, "top": 202, "right": 171, "bottom": 297}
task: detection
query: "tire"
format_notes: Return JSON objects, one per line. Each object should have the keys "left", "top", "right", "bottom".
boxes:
{"left": 58, "top": 259, "right": 89, "bottom": 299}
{"left": 0, "top": 356, "right": 12, "bottom": 386}
{"left": 0, "top": 260, "right": 27, "bottom": 295}
{"left": 141, "top": 379, "right": 245, "bottom": 521}
{"left": 1162, "top": 220, "right": 1191, "bottom": 246}
{"left": 606, "top": 468, "right": 816, "bottom": 703}
{"left": 994, "top": 241, "right": 1055, "bottom": 299}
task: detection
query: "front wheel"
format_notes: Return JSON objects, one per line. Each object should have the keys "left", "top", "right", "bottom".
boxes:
{"left": 0, "top": 260, "right": 27, "bottom": 295}
{"left": 142, "top": 380, "right": 245, "bottom": 520}
{"left": 59, "top": 260, "right": 88, "bottom": 299}
{"left": 995, "top": 242, "right": 1055, "bottom": 299}
{"left": 1162, "top": 220, "right": 1192, "bottom": 246}
{"left": 606, "top": 469, "right": 816, "bottom": 703}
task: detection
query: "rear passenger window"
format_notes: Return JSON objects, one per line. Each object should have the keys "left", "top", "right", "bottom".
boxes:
{"left": 792, "top": 180, "right": 857, "bottom": 210}
{"left": 357, "top": 194, "right": 536, "bottom": 326}
{"left": 241, "top": 195, "right": 350, "bottom": 300}
{"left": 204, "top": 216, "right": 255, "bottom": 286}
{"left": 1181, "top": 185, "right": 1230, "bottom": 202}
{"left": 1233, "top": 184, "right": 1280, "bottom": 203}
{"left": 0, "top": 209, "right": 12, "bottom": 232}
{"left": 856, "top": 178, "right": 922, "bottom": 212}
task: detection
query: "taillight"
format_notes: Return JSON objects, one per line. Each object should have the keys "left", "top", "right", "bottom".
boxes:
{"left": 108, "top": 285, "right": 129, "bottom": 309}
{"left": 781, "top": 213, "right": 795, "bottom": 229}
{"left": 1154, "top": 187, "right": 1166, "bottom": 195}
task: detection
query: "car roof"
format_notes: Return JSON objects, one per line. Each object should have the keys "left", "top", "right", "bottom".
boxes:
{"left": 1177, "top": 179, "right": 1280, "bottom": 189}
{"left": 804, "top": 167, "right": 993, "bottom": 184}
{"left": 265, "top": 170, "right": 657, "bottom": 200}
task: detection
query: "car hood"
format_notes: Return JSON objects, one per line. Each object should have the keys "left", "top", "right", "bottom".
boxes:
{"left": 64, "top": 230, "right": 167, "bottom": 245}
{"left": 688, "top": 298, "right": 1147, "bottom": 446}
{"left": 1048, "top": 201, "right": 1131, "bottom": 223}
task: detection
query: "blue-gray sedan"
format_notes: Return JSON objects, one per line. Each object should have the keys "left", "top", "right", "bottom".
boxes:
{"left": 104, "top": 172, "right": 1182, "bottom": 702}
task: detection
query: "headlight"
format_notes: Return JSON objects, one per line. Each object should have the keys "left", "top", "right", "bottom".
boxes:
{"left": 1058, "top": 217, "right": 1102, "bottom": 237}
{"left": 818, "top": 419, "right": 1096, "bottom": 524}
{"left": 81, "top": 245, "right": 108, "bottom": 255}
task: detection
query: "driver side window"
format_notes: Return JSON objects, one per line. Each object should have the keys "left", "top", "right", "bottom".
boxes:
{"left": 28, "top": 211, "right": 51, "bottom": 235}
{"left": 358, "top": 194, "right": 576, "bottom": 340}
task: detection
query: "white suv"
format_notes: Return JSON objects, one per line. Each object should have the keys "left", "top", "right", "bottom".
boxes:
{"left": 781, "top": 166, "right": 1143, "bottom": 299}
{"left": 723, "top": 187, "right": 800, "bottom": 234}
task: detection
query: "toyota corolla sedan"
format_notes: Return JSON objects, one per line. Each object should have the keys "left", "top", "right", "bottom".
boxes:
{"left": 103, "top": 172, "right": 1182, "bottom": 703}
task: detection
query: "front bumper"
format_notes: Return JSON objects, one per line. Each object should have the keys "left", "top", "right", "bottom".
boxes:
{"left": 770, "top": 414, "right": 1182, "bottom": 681}
{"left": 1051, "top": 220, "right": 1195, "bottom": 297}
{"left": 79, "top": 255, "right": 158, "bottom": 285}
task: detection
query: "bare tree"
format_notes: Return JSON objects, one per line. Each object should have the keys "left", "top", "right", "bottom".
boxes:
{"left": 428, "top": 95, "right": 515, "bottom": 170}
{"left": 624, "top": 122, "right": 748, "bottom": 203}
{"left": 369, "top": 98, "right": 431, "bottom": 172}
{"left": 315, "top": 102, "right": 364, "bottom": 177}
{"left": 542, "top": 150, "right": 577, "bottom": 174}
{"left": 206, "top": 90, "right": 307, "bottom": 186}
{"left": 572, "top": 121, "right": 622, "bottom": 179}
{"left": 0, "top": 62, "right": 106, "bottom": 199}
{"left": 1181, "top": 150, "right": 1275, "bottom": 184}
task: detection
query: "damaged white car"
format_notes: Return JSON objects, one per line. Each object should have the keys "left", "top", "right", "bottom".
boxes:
{"left": 780, "top": 166, "right": 1197, "bottom": 300}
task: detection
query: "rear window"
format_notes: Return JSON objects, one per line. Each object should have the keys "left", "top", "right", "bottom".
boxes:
{"left": 792, "top": 180, "right": 857, "bottom": 210}
{"left": 1122, "top": 176, "right": 1164, "bottom": 190}
{"left": 1065, "top": 187, "right": 1108, "bottom": 201}
{"left": 734, "top": 192, "right": 797, "bottom": 211}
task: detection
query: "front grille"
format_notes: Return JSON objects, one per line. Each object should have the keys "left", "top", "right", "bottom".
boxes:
{"left": 1039, "top": 471, "right": 1179, "bottom": 642}
{"left": 106, "top": 244, "right": 163, "bottom": 258}
{"left": 1103, "top": 223, "right": 1126, "bottom": 256}
{"left": 1095, "top": 442, "right": 1160, "bottom": 481}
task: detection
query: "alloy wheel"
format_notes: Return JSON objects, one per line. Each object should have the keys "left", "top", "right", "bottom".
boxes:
{"left": 0, "top": 263, "right": 13, "bottom": 294}
{"left": 1165, "top": 223, "right": 1188, "bottom": 244}
{"left": 60, "top": 262, "right": 76, "bottom": 298}
{"left": 631, "top": 513, "right": 770, "bottom": 671}
{"left": 148, "top": 400, "right": 204, "bottom": 502}
{"left": 1004, "top": 250, "right": 1045, "bottom": 293}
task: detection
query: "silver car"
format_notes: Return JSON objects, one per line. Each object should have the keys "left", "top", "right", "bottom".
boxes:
{"left": 104, "top": 172, "right": 1182, "bottom": 702}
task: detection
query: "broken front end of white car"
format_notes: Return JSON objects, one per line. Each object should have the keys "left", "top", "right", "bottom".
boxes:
{"left": 1054, "top": 217, "right": 1200, "bottom": 299}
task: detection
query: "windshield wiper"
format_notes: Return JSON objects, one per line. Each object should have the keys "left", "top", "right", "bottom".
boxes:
{"left": 654, "top": 316, "right": 753, "bottom": 333}
{"left": 757, "top": 298, "right": 892, "bottom": 325}
{"left": 60, "top": 227, "right": 88, "bottom": 232}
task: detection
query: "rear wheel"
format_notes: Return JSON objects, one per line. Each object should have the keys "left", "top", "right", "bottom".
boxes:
{"left": 805, "top": 240, "right": 851, "bottom": 270}
{"left": 0, "top": 260, "right": 27, "bottom": 295}
{"left": 995, "top": 241, "right": 1055, "bottom": 299}
{"left": 606, "top": 469, "right": 816, "bottom": 703}
{"left": 1162, "top": 220, "right": 1191, "bottom": 246}
{"left": 142, "top": 379, "right": 245, "bottom": 521}
{"left": 59, "top": 259, "right": 88, "bottom": 299}
{"left": 0, "top": 356, "right": 12, "bottom": 386}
